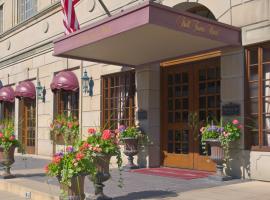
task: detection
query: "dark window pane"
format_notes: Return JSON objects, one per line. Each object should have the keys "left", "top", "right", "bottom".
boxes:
{"left": 199, "top": 83, "right": 206, "bottom": 94}
{"left": 207, "top": 68, "right": 216, "bottom": 80}
{"left": 168, "top": 112, "right": 173, "bottom": 123}
{"left": 199, "top": 97, "right": 206, "bottom": 108}
{"left": 168, "top": 74, "right": 173, "bottom": 85}
{"left": 208, "top": 96, "right": 215, "bottom": 108}
{"left": 250, "top": 49, "right": 258, "bottom": 65}
{"left": 168, "top": 130, "right": 173, "bottom": 141}
{"left": 207, "top": 82, "right": 216, "bottom": 93}
{"left": 175, "top": 143, "right": 181, "bottom": 154}
{"left": 175, "top": 86, "right": 181, "bottom": 97}
{"left": 183, "top": 98, "right": 189, "bottom": 109}
{"left": 168, "top": 99, "right": 173, "bottom": 110}
{"left": 199, "top": 70, "right": 206, "bottom": 81}
{"left": 168, "top": 87, "right": 173, "bottom": 97}
{"left": 250, "top": 65, "right": 258, "bottom": 81}
{"left": 183, "top": 130, "right": 189, "bottom": 142}
{"left": 175, "top": 130, "right": 181, "bottom": 142}
{"left": 182, "top": 143, "right": 189, "bottom": 154}
{"left": 175, "top": 73, "right": 181, "bottom": 84}
{"left": 182, "top": 111, "right": 188, "bottom": 122}
{"left": 182, "top": 72, "right": 189, "bottom": 83}
{"left": 263, "top": 47, "right": 270, "bottom": 63}
{"left": 175, "top": 99, "right": 181, "bottom": 110}
{"left": 168, "top": 143, "right": 173, "bottom": 153}
{"left": 199, "top": 111, "right": 206, "bottom": 121}
{"left": 182, "top": 85, "right": 189, "bottom": 96}
{"left": 175, "top": 112, "right": 181, "bottom": 122}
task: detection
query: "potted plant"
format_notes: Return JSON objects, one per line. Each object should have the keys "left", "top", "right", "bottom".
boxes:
{"left": 45, "top": 146, "right": 95, "bottom": 200}
{"left": 117, "top": 125, "right": 147, "bottom": 170}
{"left": 200, "top": 119, "right": 241, "bottom": 181}
{"left": 0, "top": 119, "right": 20, "bottom": 179}
{"left": 79, "top": 128, "right": 122, "bottom": 200}
{"left": 50, "top": 115, "right": 79, "bottom": 145}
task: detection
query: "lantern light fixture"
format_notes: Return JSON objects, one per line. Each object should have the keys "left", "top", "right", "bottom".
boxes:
{"left": 36, "top": 81, "right": 46, "bottom": 103}
{"left": 81, "top": 70, "right": 94, "bottom": 96}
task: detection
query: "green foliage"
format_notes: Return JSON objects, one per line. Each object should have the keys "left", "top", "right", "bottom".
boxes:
{"left": 0, "top": 119, "right": 20, "bottom": 152}
{"left": 50, "top": 115, "right": 80, "bottom": 145}
{"left": 118, "top": 126, "right": 149, "bottom": 145}
{"left": 200, "top": 119, "right": 242, "bottom": 162}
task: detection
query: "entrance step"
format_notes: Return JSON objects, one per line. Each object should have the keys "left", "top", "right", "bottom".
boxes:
{"left": 0, "top": 178, "right": 59, "bottom": 200}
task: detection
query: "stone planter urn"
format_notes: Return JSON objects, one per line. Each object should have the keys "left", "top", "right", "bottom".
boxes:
{"left": 122, "top": 137, "right": 139, "bottom": 171}
{"left": 206, "top": 139, "right": 232, "bottom": 181}
{"left": 0, "top": 145, "right": 16, "bottom": 179}
{"left": 58, "top": 175, "right": 86, "bottom": 200}
{"left": 89, "top": 154, "right": 112, "bottom": 200}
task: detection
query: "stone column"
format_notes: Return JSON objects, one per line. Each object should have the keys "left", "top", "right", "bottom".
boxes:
{"left": 135, "top": 64, "right": 161, "bottom": 168}
{"left": 220, "top": 47, "right": 249, "bottom": 178}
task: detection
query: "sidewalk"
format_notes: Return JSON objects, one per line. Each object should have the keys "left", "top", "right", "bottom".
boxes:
{"left": 0, "top": 189, "right": 24, "bottom": 200}
{"left": 0, "top": 155, "right": 269, "bottom": 200}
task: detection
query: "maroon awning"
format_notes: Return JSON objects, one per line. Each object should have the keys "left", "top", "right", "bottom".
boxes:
{"left": 15, "top": 81, "right": 36, "bottom": 99}
{"left": 0, "top": 87, "right": 15, "bottom": 102}
{"left": 50, "top": 71, "right": 79, "bottom": 92}
{"left": 53, "top": 1, "right": 241, "bottom": 66}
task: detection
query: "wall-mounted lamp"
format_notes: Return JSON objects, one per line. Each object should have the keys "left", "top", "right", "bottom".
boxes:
{"left": 36, "top": 81, "right": 46, "bottom": 103}
{"left": 81, "top": 70, "right": 94, "bottom": 97}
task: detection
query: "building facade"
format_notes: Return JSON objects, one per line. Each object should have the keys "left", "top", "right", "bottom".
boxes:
{"left": 0, "top": 0, "right": 269, "bottom": 181}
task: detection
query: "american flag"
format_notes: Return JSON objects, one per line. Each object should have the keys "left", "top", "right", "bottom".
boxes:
{"left": 61, "top": 0, "right": 80, "bottom": 35}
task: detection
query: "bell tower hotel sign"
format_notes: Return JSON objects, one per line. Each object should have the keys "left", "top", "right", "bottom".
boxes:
{"left": 176, "top": 16, "right": 220, "bottom": 37}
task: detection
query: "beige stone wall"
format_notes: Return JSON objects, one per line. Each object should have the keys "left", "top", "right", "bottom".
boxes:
{"left": 0, "top": 0, "right": 270, "bottom": 179}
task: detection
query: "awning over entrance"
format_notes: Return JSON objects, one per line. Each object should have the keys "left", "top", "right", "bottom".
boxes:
{"left": 15, "top": 81, "right": 36, "bottom": 99}
{"left": 0, "top": 87, "right": 15, "bottom": 103}
{"left": 53, "top": 2, "right": 241, "bottom": 67}
{"left": 50, "top": 71, "right": 79, "bottom": 92}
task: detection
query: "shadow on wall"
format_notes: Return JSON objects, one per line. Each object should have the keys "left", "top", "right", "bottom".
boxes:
{"left": 114, "top": 190, "right": 178, "bottom": 200}
{"left": 225, "top": 144, "right": 251, "bottom": 179}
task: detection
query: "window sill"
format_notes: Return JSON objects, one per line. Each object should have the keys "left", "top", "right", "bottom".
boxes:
{"left": 251, "top": 146, "right": 270, "bottom": 152}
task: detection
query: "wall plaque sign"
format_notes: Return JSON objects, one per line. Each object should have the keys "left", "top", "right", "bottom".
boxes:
{"left": 222, "top": 103, "right": 240, "bottom": 116}
{"left": 137, "top": 109, "right": 148, "bottom": 120}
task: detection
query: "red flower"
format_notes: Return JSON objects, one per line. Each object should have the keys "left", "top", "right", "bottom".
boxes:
{"left": 0, "top": 133, "right": 3, "bottom": 138}
{"left": 102, "top": 130, "right": 111, "bottom": 140}
{"left": 52, "top": 156, "right": 61, "bottom": 164}
{"left": 232, "top": 119, "right": 239, "bottom": 125}
{"left": 88, "top": 128, "right": 96, "bottom": 134}
{"left": 67, "top": 122, "right": 73, "bottom": 129}
{"left": 9, "top": 135, "right": 15, "bottom": 141}
{"left": 238, "top": 125, "right": 243, "bottom": 129}
{"left": 76, "top": 152, "right": 84, "bottom": 161}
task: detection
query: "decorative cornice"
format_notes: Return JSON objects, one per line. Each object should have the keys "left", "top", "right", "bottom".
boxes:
{"left": 0, "top": 1, "right": 61, "bottom": 40}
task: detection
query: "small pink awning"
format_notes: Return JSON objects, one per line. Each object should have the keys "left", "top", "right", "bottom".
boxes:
{"left": 50, "top": 71, "right": 79, "bottom": 92}
{"left": 15, "top": 81, "right": 36, "bottom": 99}
{"left": 0, "top": 87, "right": 15, "bottom": 102}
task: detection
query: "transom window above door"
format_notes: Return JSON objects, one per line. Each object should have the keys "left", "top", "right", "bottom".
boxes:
{"left": 18, "top": 0, "right": 37, "bottom": 23}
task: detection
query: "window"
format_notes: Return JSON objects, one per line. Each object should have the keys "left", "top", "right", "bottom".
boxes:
{"left": 0, "top": 5, "right": 3, "bottom": 33}
{"left": 246, "top": 46, "right": 270, "bottom": 148}
{"left": 18, "top": 0, "right": 37, "bottom": 23}
{"left": 55, "top": 90, "right": 79, "bottom": 118}
{"left": 102, "top": 71, "right": 136, "bottom": 130}
{"left": 0, "top": 102, "right": 14, "bottom": 119}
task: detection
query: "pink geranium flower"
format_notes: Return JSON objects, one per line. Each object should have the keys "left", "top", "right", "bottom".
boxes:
{"left": 88, "top": 128, "right": 96, "bottom": 134}
{"left": 0, "top": 132, "right": 3, "bottom": 138}
{"left": 102, "top": 130, "right": 111, "bottom": 140}
{"left": 9, "top": 135, "right": 15, "bottom": 141}
{"left": 44, "top": 165, "right": 49, "bottom": 173}
{"left": 76, "top": 152, "right": 84, "bottom": 161}
{"left": 232, "top": 119, "right": 239, "bottom": 125}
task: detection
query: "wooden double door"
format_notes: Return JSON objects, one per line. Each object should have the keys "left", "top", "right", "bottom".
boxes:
{"left": 20, "top": 99, "right": 36, "bottom": 154}
{"left": 161, "top": 57, "right": 220, "bottom": 172}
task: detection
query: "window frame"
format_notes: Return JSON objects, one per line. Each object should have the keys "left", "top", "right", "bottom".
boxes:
{"left": 54, "top": 90, "right": 79, "bottom": 119}
{"left": 101, "top": 70, "right": 136, "bottom": 130}
{"left": 17, "top": 0, "right": 37, "bottom": 23}
{"left": 246, "top": 44, "right": 270, "bottom": 151}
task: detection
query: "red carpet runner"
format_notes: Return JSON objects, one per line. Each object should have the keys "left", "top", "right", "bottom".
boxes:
{"left": 130, "top": 168, "right": 213, "bottom": 180}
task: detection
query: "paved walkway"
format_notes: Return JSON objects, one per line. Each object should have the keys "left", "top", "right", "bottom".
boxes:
{"left": 0, "top": 189, "right": 24, "bottom": 200}
{"left": 0, "top": 155, "right": 269, "bottom": 200}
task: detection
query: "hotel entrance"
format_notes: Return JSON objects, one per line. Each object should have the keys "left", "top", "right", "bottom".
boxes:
{"left": 161, "top": 57, "right": 220, "bottom": 172}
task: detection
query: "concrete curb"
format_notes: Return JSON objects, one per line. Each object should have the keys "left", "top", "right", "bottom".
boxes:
{"left": 0, "top": 179, "right": 59, "bottom": 200}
